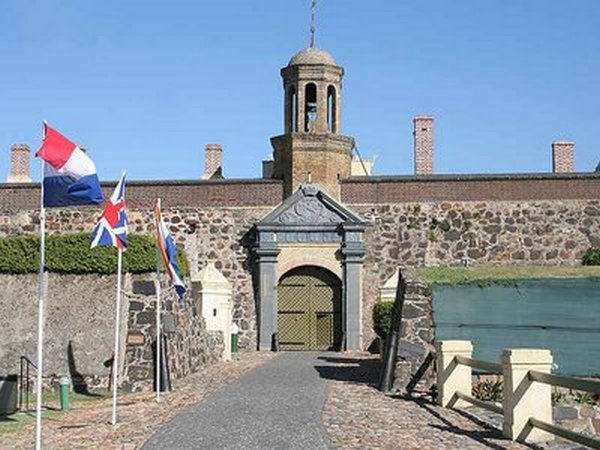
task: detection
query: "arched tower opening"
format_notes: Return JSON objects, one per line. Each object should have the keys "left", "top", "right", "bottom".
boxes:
{"left": 286, "top": 86, "right": 298, "bottom": 133}
{"left": 304, "top": 83, "right": 318, "bottom": 132}
{"left": 327, "top": 85, "right": 337, "bottom": 133}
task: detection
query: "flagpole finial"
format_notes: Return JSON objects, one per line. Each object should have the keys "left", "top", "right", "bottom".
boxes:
{"left": 310, "top": 0, "right": 316, "bottom": 48}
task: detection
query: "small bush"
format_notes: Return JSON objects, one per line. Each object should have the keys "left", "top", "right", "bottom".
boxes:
{"left": 472, "top": 378, "right": 503, "bottom": 402}
{"left": 582, "top": 247, "right": 600, "bottom": 266}
{"left": 0, "top": 233, "right": 189, "bottom": 275}
{"left": 372, "top": 301, "right": 395, "bottom": 338}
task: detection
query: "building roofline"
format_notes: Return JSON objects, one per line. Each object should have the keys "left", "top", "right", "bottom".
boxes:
{"left": 342, "top": 172, "right": 600, "bottom": 183}
{"left": 0, "top": 178, "right": 283, "bottom": 189}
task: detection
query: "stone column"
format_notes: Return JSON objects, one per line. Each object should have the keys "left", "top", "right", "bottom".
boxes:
{"left": 341, "top": 225, "right": 365, "bottom": 351}
{"left": 434, "top": 340, "right": 473, "bottom": 407}
{"left": 297, "top": 83, "right": 306, "bottom": 134}
{"left": 502, "top": 349, "right": 554, "bottom": 443}
{"left": 254, "top": 233, "right": 280, "bottom": 351}
{"left": 316, "top": 82, "right": 328, "bottom": 133}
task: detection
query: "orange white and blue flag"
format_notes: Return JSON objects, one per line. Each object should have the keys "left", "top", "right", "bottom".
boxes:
{"left": 91, "top": 172, "right": 128, "bottom": 249}
{"left": 155, "top": 199, "right": 186, "bottom": 299}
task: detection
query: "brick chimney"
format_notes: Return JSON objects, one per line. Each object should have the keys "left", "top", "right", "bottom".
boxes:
{"left": 552, "top": 141, "right": 575, "bottom": 173}
{"left": 6, "top": 144, "right": 32, "bottom": 183}
{"left": 413, "top": 116, "right": 434, "bottom": 175}
{"left": 203, "top": 144, "right": 223, "bottom": 179}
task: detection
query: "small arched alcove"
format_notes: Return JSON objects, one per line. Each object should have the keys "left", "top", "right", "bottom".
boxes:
{"left": 277, "top": 265, "right": 342, "bottom": 351}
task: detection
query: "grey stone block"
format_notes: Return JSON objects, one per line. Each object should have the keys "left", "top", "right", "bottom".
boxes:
{"left": 132, "top": 280, "right": 156, "bottom": 296}
{"left": 553, "top": 406, "right": 578, "bottom": 420}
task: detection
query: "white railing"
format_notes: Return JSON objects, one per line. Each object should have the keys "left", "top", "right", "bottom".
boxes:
{"left": 435, "top": 340, "right": 600, "bottom": 449}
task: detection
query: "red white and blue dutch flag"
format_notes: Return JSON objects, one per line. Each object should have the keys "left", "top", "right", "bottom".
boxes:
{"left": 155, "top": 199, "right": 186, "bottom": 300}
{"left": 35, "top": 123, "right": 104, "bottom": 207}
{"left": 91, "top": 172, "right": 128, "bottom": 249}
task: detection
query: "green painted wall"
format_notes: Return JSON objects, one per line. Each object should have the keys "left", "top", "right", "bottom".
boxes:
{"left": 433, "top": 279, "right": 600, "bottom": 376}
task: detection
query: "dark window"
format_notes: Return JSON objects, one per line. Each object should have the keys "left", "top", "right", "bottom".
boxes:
{"left": 288, "top": 86, "right": 298, "bottom": 132}
{"left": 327, "top": 85, "right": 337, "bottom": 132}
{"left": 305, "top": 83, "right": 317, "bottom": 132}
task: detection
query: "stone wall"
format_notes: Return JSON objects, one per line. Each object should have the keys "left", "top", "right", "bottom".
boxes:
{"left": 0, "top": 179, "right": 283, "bottom": 210}
{"left": 354, "top": 200, "right": 599, "bottom": 347}
{"left": 123, "top": 275, "right": 224, "bottom": 392}
{"left": 0, "top": 273, "right": 122, "bottom": 382}
{"left": 1, "top": 192, "right": 599, "bottom": 354}
{"left": 385, "top": 269, "right": 434, "bottom": 393}
{"left": 554, "top": 403, "right": 600, "bottom": 437}
{"left": 0, "top": 205, "right": 273, "bottom": 350}
{"left": 0, "top": 272, "right": 223, "bottom": 392}
{"left": 342, "top": 173, "right": 600, "bottom": 204}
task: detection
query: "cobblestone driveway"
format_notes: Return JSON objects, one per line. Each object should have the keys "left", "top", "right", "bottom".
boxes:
{"left": 321, "top": 354, "right": 586, "bottom": 450}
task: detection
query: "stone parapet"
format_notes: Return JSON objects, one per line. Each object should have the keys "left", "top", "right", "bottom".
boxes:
{"left": 0, "top": 179, "right": 283, "bottom": 210}
{"left": 341, "top": 173, "right": 600, "bottom": 203}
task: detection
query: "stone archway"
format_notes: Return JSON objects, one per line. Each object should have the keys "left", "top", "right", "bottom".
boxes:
{"left": 253, "top": 184, "right": 367, "bottom": 351}
{"left": 277, "top": 266, "right": 342, "bottom": 351}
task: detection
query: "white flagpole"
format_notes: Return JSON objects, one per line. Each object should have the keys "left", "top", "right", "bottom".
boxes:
{"left": 155, "top": 198, "right": 162, "bottom": 403}
{"left": 35, "top": 154, "right": 46, "bottom": 450}
{"left": 111, "top": 247, "right": 123, "bottom": 425}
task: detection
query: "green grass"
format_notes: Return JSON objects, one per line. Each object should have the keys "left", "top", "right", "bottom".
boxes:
{"left": 415, "top": 265, "right": 600, "bottom": 286}
{"left": 0, "top": 389, "right": 110, "bottom": 435}
{"left": 0, "top": 410, "right": 60, "bottom": 435}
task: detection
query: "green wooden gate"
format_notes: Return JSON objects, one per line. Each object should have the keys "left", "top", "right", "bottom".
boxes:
{"left": 277, "top": 266, "right": 342, "bottom": 351}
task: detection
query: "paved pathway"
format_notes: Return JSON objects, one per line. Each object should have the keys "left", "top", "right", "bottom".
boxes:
{"left": 143, "top": 352, "right": 334, "bottom": 450}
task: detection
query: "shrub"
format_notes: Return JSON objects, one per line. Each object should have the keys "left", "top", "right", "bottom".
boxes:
{"left": 582, "top": 247, "right": 600, "bottom": 266}
{"left": 372, "top": 301, "right": 395, "bottom": 338}
{"left": 472, "top": 378, "right": 503, "bottom": 402}
{"left": 0, "top": 233, "right": 189, "bottom": 275}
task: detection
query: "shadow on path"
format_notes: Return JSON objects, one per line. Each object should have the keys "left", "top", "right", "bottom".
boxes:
{"left": 414, "top": 398, "right": 545, "bottom": 450}
{"left": 314, "top": 355, "right": 381, "bottom": 385}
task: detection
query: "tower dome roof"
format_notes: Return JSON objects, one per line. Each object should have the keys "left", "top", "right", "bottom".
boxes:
{"left": 288, "top": 47, "right": 336, "bottom": 66}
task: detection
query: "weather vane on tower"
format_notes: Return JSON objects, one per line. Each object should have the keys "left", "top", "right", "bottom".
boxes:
{"left": 310, "top": 0, "right": 317, "bottom": 48}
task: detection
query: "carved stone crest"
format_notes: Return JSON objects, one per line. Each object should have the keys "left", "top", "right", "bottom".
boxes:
{"left": 275, "top": 189, "right": 342, "bottom": 225}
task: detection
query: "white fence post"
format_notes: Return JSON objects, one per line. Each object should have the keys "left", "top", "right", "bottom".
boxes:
{"left": 502, "top": 349, "right": 554, "bottom": 443}
{"left": 435, "top": 340, "right": 473, "bottom": 408}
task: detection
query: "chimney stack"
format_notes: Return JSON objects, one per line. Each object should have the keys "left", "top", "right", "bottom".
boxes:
{"left": 7, "top": 144, "right": 32, "bottom": 183}
{"left": 203, "top": 144, "right": 223, "bottom": 179}
{"left": 413, "top": 116, "right": 434, "bottom": 175}
{"left": 552, "top": 141, "right": 575, "bottom": 173}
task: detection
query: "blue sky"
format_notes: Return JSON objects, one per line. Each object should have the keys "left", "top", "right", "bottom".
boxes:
{"left": 1, "top": 0, "right": 599, "bottom": 181}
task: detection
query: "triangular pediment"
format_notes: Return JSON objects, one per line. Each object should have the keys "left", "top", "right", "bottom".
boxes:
{"left": 259, "top": 184, "right": 366, "bottom": 226}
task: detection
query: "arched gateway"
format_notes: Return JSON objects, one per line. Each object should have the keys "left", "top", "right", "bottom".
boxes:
{"left": 253, "top": 184, "right": 367, "bottom": 351}
{"left": 277, "top": 266, "right": 342, "bottom": 351}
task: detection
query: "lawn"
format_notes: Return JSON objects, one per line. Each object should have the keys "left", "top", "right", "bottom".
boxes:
{"left": 415, "top": 265, "right": 600, "bottom": 285}
{"left": 0, "top": 389, "right": 110, "bottom": 435}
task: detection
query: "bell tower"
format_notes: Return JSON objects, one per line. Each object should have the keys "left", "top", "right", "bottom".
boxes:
{"left": 271, "top": 3, "right": 354, "bottom": 199}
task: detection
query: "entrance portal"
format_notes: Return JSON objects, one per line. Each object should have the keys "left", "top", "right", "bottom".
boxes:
{"left": 277, "top": 266, "right": 342, "bottom": 351}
